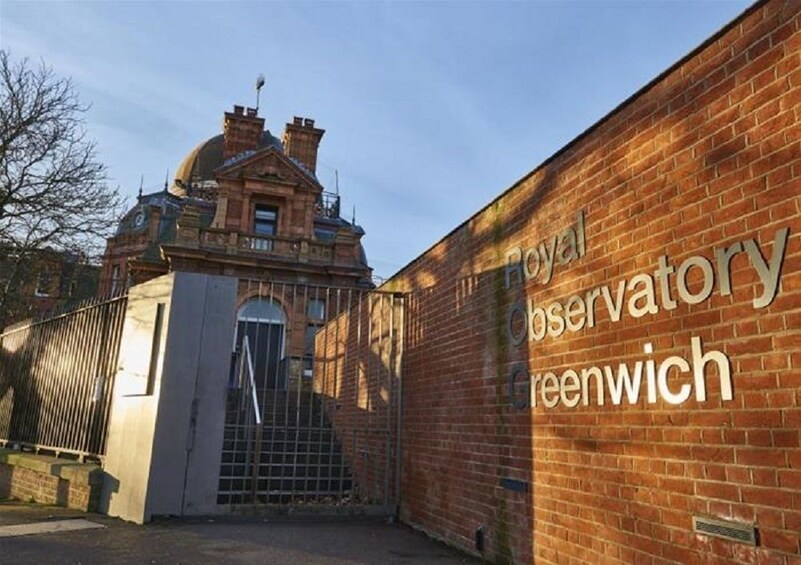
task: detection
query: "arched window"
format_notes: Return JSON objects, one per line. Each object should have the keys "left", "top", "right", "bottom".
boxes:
{"left": 237, "top": 298, "right": 286, "bottom": 324}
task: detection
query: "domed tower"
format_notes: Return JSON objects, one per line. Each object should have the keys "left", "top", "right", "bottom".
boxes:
{"left": 171, "top": 131, "right": 283, "bottom": 198}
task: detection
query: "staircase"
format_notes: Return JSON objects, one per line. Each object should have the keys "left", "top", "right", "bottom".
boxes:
{"left": 217, "top": 390, "right": 355, "bottom": 505}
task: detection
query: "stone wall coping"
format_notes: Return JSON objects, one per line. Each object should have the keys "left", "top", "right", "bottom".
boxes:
{"left": 0, "top": 449, "right": 103, "bottom": 486}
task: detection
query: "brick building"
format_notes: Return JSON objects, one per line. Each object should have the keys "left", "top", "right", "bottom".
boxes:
{"left": 100, "top": 104, "right": 373, "bottom": 383}
{"left": 317, "top": 1, "right": 801, "bottom": 563}
{"left": 0, "top": 248, "right": 99, "bottom": 327}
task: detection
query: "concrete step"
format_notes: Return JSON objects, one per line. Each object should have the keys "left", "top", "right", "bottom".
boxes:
{"left": 218, "top": 479, "right": 353, "bottom": 494}
{"left": 220, "top": 459, "right": 350, "bottom": 478}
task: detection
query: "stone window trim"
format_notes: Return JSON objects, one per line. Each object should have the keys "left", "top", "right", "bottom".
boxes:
{"left": 35, "top": 270, "right": 52, "bottom": 297}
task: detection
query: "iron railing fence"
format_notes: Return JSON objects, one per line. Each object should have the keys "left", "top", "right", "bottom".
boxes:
{"left": 316, "top": 191, "right": 341, "bottom": 219}
{"left": 0, "top": 294, "right": 127, "bottom": 460}
{"left": 218, "top": 280, "right": 404, "bottom": 509}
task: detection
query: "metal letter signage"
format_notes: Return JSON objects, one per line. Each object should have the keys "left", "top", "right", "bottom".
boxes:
{"left": 503, "top": 211, "right": 790, "bottom": 410}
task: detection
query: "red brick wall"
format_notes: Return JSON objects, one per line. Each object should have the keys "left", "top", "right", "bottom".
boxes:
{"left": 326, "top": 1, "right": 801, "bottom": 563}
{"left": 0, "top": 463, "right": 99, "bottom": 512}
{"left": 314, "top": 292, "right": 403, "bottom": 505}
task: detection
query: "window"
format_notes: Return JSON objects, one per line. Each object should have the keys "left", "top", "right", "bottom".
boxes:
{"left": 35, "top": 271, "right": 52, "bottom": 297}
{"left": 111, "top": 265, "right": 121, "bottom": 295}
{"left": 304, "top": 324, "right": 319, "bottom": 379}
{"left": 252, "top": 205, "right": 278, "bottom": 252}
{"left": 235, "top": 298, "right": 287, "bottom": 389}
{"left": 238, "top": 298, "right": 286, "bottom": 324}
{"left": 254, "top": 205, "right": 278, "bottom": 236}
{"left": 314, "top": 227, "right": 336, "bottom": 243}
{"left": 304, "top": 297, "right": 326, "bottom": 380}
{"left": 305, "top": 324, "right": 319, "bottom": 354}
{"left": 307, "top": 298, "right": 326, "bottom": 321}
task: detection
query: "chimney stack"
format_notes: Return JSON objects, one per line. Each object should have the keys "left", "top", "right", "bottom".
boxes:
{"left": 282, "top": 116, "right": 325, "bottom": 174}
{"left": 223, "top": 105, "right": 265, "bottom": 160}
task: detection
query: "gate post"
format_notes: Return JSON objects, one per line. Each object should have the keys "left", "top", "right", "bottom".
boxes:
{"left": 100, "top": 273, "right": 236, "bottom": 523}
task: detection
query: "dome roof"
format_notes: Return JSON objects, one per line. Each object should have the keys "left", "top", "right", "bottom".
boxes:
{"left": 171, "top": 131, "right": 283, "bottom": 196}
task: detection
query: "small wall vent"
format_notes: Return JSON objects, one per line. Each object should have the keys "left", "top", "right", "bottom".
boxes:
{"left": 692, "top": 516, "right": 758, "bottom": 546}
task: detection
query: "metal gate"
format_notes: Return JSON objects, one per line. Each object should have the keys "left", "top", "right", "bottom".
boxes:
{"left": 217, "top": 281, "right": 404, "bottom": 511}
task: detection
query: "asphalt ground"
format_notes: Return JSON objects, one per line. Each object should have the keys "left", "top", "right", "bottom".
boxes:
{"left": 0, "top": 501, "right": 480, "bottom": 564}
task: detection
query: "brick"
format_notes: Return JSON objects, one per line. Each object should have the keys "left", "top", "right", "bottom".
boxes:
{"left": 695, "top": 481, "right": 740, "bottom": 501}
{"left": 760, "top": 528, "right": 800, "bottom": 554}
{"left": 733, "top": 411, "right": 782, "bottom": 428}
{"left": 778, "top": 469, "right": 801, "bottom": 489}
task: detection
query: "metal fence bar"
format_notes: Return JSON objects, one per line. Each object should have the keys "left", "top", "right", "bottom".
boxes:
{"left": 96, "top": 299, "right": 126, "bottom": 455}
{"left": 337, "top": 288, "right": 353, "bottom": 500}
{"left": 384, "top": 294, "right": 392, "bottom": 503}
{"left": 0, "top": 295, "right": 127, "bottom": 460}
{"left": 240, "top": 337, "right": 262, "bottom": 504}
{"left": 290, "top": 283, "right": 301, "bottom": 504}
{"left": 395, "top": 294, "right": 405, "bottom": 507}
{"left": 315, "top": 285, "right": 329, "bottom": 499}
{"left": 278, "top": 281, "right": 290, "bottom": 503}
{"left": 84, "top": 298, "right": 111, "bottom": 456}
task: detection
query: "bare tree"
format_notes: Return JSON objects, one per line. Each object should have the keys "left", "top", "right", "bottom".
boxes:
{"left": 0, "top": 50, "right": 122, "bottom": 325}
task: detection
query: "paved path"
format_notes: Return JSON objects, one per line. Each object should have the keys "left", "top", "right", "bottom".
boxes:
{"left": 0, "top": 502, "right": 479, "bottom": 564}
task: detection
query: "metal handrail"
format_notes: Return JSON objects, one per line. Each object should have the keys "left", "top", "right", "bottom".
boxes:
{"left": 239, "top": 337, "right": 262, "bottom": 426}
{"left": 238, "top": 336, "right": 263, "bottom": 503}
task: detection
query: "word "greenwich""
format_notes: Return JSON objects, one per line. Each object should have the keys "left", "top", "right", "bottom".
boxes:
{"left": 509, "top": 337, "right": 731, "bottom": 409}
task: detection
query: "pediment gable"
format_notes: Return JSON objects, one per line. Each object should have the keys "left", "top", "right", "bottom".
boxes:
{"left": 215, "top": 147, "right": 321, "bottom": 192}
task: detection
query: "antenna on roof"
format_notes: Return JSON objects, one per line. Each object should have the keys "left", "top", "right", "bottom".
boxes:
{"left": 255, "top": 74, "right": 266, "bottom": 113}
{"left": 138, "top": 175, "right": 144, "bottom": 201}
{"left": 164, "top": 169, "right": 169, "bottom": 192}
{"left": 335, "top": 169, "right": 339, "bottom": 195}
{"left": 352, "top": 205, "right": 356, "bottom": 225}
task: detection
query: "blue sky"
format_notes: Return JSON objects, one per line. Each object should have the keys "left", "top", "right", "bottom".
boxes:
{"left": 1, "top": 0, "right": 752, "bottom": 279}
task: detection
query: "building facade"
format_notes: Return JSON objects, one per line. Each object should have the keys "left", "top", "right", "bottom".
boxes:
{"left": 100, "top": 104, "right": 373, "bottom": 385}
{"left": 0, "top": 248, "right": 99, "bottom": 328}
